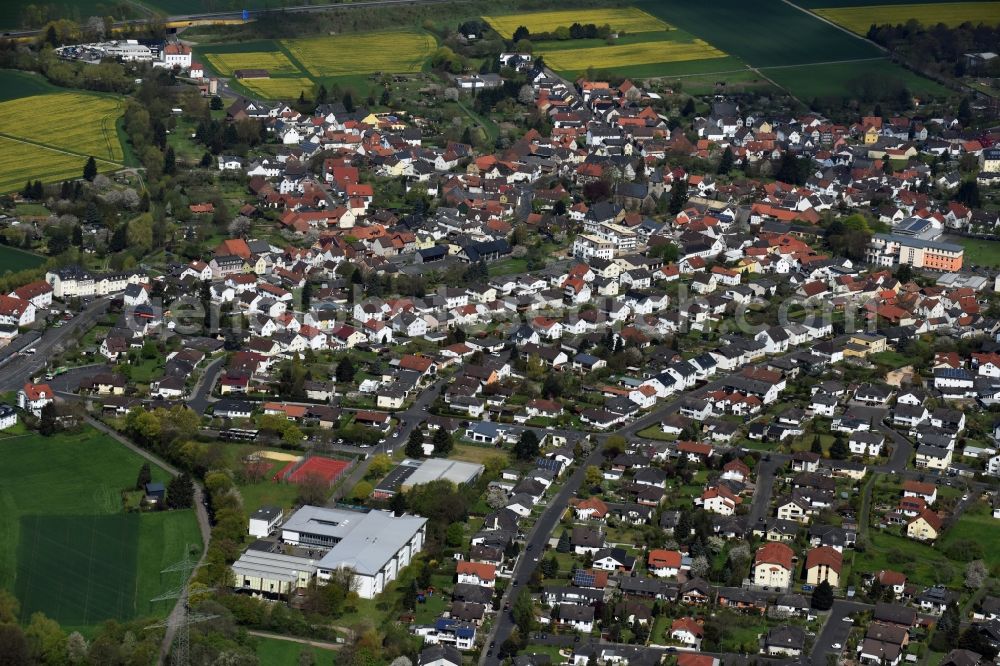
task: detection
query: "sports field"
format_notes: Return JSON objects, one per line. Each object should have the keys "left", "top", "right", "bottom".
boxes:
{"left": 282, "top": 30, "right": 436, "bottom": 77}
{"left": 241, "top": 77, "right": 316, "bottom": 100}
{"left": 539, "top": 38, "right": 726, "bottom": 72}
{"left": 0, "top": 244, "right": 46, "bottom": 274}
{"left": 0, "top": 429, "right": 202, "bottom": 628}
{"left": 484, "top": 7, "right": 671, "bottom": 39}
{"left": 204, "top": 50, "right": 299, "bottom": 76}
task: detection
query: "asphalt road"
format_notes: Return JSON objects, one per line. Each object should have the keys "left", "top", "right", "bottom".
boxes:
{"left": 0, "top": 297, "right": 109, "bottom": 392}
{"left": 810, "top": 599, "right": 872, "bottom": 664}
{"left": 187, "top": 355, "right": 227, "bottom": 413}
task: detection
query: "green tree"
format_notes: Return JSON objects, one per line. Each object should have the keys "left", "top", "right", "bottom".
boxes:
{"left": 301, "top": 280, "right": 312, "bottom": 311}
{"left": 350, "top": 481, "right": 373, "bottom": 502}
{"left": 811, "top": 435, "right": 823, "bottom": 455}
{"left": 557, "top": 529, "right": 571, "bottom": 553}
{"left": 367, "top": 453, "right": 393, "bottom": 479}
{"left": 135, "top": 462, "right": 152, "bottom": 490}
{"left": 38, "top": 402, "right": 59, "bottom": 436}
{"left": 166, "top": 473, "right": 194, "bottom": 509}
{"left": 164, "top": 146, "right": 176, "bottom": 175}
{"left": 717, "top": 146, "right": 734, "bottom": 175}
{"left": 24, "top": 612, "right": 67, "bottom": 665}
{"left": 83, "top": 156, "right": 97, "bottom": 181}
{"left": 432, "top": 427, "right": 454, "bottom": 456}
{"left": 829, "top": 435, "right": 849, "bottom": 460}
{"left": 335, "top": 357, "right": 356, "bottom": 383}
{"left": 513, "top": 430, "right": 540, "bottom": 461}
{"left": 446, "top": 522, "right": 464, "bottom": 547}
{"left": 512, "top": 589, "right": 534, "bottom": 634}
{"left": 668, "top": 180, "right": 688, "bottom": 215}
{"left": 406, "top": 429, "right": 425, "bottom": 458}
{"left": 811, "top": 580, "right": 834, "bottom": 610}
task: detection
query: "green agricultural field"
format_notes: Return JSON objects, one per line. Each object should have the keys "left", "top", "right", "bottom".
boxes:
{"left": 0, "top": 0, "right": 128, "bottom": 30}
{"left": 0, "top": 70, "right": 59, "bottom": 102}
{"left": 637, "top": 0, "right": 884, "bottom": 67}
{"left": 0, "top": 91, "right": 124, "bottom": 192}
{"left": 0, "top": 428, "right": 202, "bottom": 629}
{"left": 484, "top": 7, "right": 671, "bottom": 39}
{"left": 282, "top": 30, "right": 436, "bottom": 78}
{"left": 814, "top": 2, "right": 1000, "bottom": 33}
{"left": 241, "top": 77, "right": 316, "bottom": 100}
{"left": 539, "top": 38, "right": 726, "bottom": 73}
{"left": 0, "top": 245, "right": 46, "bottom": 274}
{"left": 0, "top": 137, "right": 116, "bottom": 195}
{"left": 0, "top": 93, "right": 124, "bottom": 163}
{"left": 204, "top": 50, "right": 300, "bottom": 77}
{"left": 764, "top": 58, "right": 950, "bottom": 99}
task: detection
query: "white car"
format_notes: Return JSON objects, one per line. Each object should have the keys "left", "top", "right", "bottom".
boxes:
{"left": 831, "top": 643, "right": 842, "bottom": 650}
{"left": 843, "top": 616, "right": 853, "bottom": 622}
{"left": 961, "top": 494, "right": 969, "bottom": 501}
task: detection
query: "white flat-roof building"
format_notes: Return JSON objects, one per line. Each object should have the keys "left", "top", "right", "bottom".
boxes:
{"left": 400, "top": 458, "right": 484, "bottom": 491}
{"left": 248, "top": 505, "right": 282, "bottom": 538}
{"left": 278, "top": 506, "right": 428, "bottom": 599}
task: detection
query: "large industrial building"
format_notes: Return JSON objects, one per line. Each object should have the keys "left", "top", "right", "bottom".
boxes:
{"left": 232, "top": 505, "right": 427, "bottom": 599}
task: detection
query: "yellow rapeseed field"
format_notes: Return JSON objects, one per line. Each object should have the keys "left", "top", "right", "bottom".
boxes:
{"left": 204, "top": 50, "right": 299, "bottom": 76}
{"left": 0, "top": 92, "right": 124, "bottom": 163}
{"left": 539, "top": 39, "right": 726, "bottom": 71}
{"left": 282, "top": 30, "right": 436, "bottom": 77}
{"left": 815, "top": 2, "right": 1000, "bottom": 34}
{"left": 241, "top": 77, "right": 315, "bottom": 100}
{"left": 485, "top": 7, "right": 671, "bottom": 39}
{"left": 0, "top": 137, "right": 110, "bottom": 193}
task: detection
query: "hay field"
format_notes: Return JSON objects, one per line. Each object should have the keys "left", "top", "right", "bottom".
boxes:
{"left": 484, "top": 7, "right": 671, "bottom": 38}
{"left": 241, "top": 77, "right": 316, "bottom": 99}
{"left": 204, "top": 50, "right": 300, "bottom": 76}
{"left": 814, "top": 2, "right": 1000, "bottom": 33}
{"left": 539, "top": 38, "right": 726, "bottom": 71}
{"left": 282, "top": 30, "right": 436, "bottom": 77}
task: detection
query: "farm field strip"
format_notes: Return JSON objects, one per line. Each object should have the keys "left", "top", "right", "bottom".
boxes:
{"left": 204, "top": 50, "right": 300, "bottom": 76}
{"left": 282, "top": 30, "right": 436, "bottom": 77}
{"left": 241, "top": 77, "right": 316, "bottom": 99}
{"left": 0, "top": 92, "right": 124, "bottom": 162}
{"left": 484, "top": 7, "right": 671, "bottom": 38}
{"left": 814, "top": 2, "right": 1000, "bottom": 33}
{"left": 0, "top": 136, "right": 116, "bottom": 194}
{"left": 539, "top": 38, "right": 727, "bottom": 71}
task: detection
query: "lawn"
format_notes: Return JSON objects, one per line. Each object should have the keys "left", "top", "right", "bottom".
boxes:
{"left": 451, "top": 443, "right": 508, "bottom": 466}
{"left": 484, "top": 7, "right": 671, "bottom": 38}
{"left": 952, "top": 236, "right": 1000, "bottom": 268}
{"left": 939, "top": 502, "right": 1000, "bottom": 570}
{"left": 0, "top": 428, "right": 202, "bottom": 629}
{"left": 814, "top": 2, "right": 1000, "bottom": 34}
{"left": 0, "top": 245, "right": 46, "bottom": 274}
{"left": 253, "top": 635, "right": 337, "bottom": 666}
{"left": 0, "top": 0, "right": 127, "bottom": 29}
{"left": 637, "top": 0, "right": 884, "bottom": 67}
{"left": 854, "top": 530, "right": 962, "bottom": 588}
{"left": 282, "top": 30, "right": 436, "bottom": 78}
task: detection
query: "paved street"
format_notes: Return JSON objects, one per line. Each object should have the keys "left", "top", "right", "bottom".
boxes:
{"left": 810, "top": 599, "right": 873, "bottom": 664}
{"left": 0, "top": 297, "right": 109, "bottom": 392}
